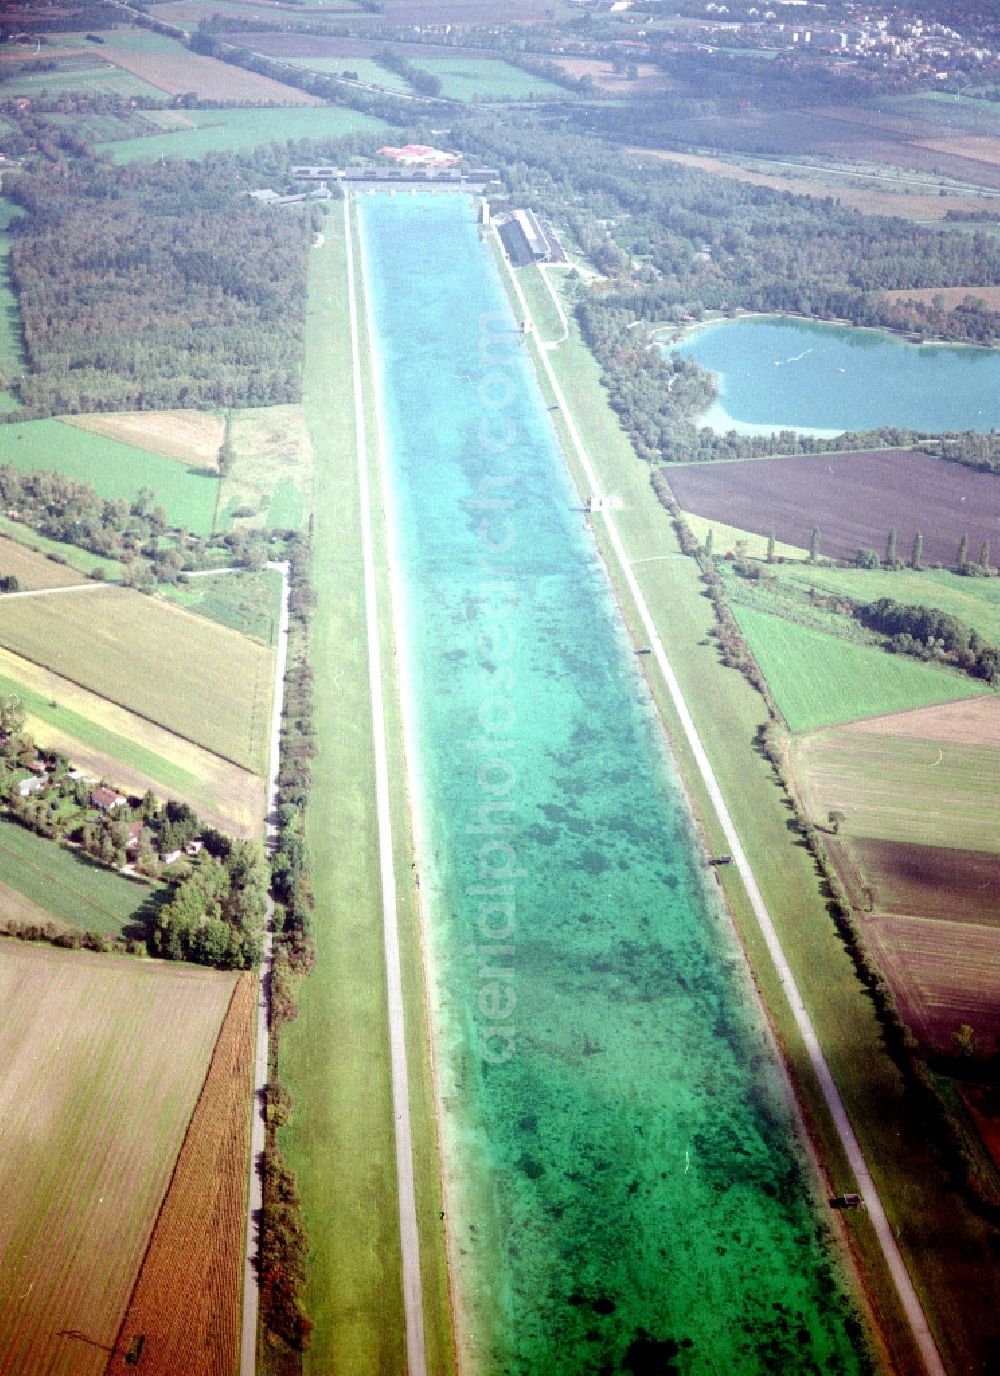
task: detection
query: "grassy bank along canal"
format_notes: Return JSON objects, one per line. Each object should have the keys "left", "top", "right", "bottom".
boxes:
{"left": 358, "top": 192, "right": 874, "bottom": 1375}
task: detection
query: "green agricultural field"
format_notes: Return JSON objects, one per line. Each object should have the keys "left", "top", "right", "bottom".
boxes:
{"left": 733, "top": 604, "right": 986, "bottom": 732}
{"left": 0, "top": 514, "right": 125, "bottom": 581}
{"left": 1, "top": 419, "right": 219, "bottom": 534}
{"left": 793, "top": 727, "right": 1000, "bottom": 854}
{"left": 412, "top": 57, "right": 566, "bottom": 102}
{"left": 100, "top": 106, "right": 386, "bottom": 163}
{"left": 764, "top": 562, "right": 1000, "bottom": 643}
{"left": 42, "top": 109, "right": 140, "bottom": 144}
{"left": 218, "top": 404, "right": 313, "bottom": 532}
{"left": 0, "top": 817, "right": 163, "bottom": 936}
{"left": 0, "top": 58, "right": 161, "bottom": 98}
{"left": 284, "top": 55, "right": 413, "bottom": 92}
{"left": 0, "top": 586, "right": 274, "bottom": 772}
{"left": 163, "top": 569, "right": 282, "bottom": 646}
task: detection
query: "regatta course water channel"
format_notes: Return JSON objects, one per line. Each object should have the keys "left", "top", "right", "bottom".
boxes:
{"left": 358, "top": 195, "right": 871, "bottom": 1375}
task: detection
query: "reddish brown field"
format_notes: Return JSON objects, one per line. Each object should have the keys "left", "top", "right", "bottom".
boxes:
{"left": 667, "top": 449, "right": 1000, "bottom": 567}
{"left": 100, "top": 46, "right": 322, "bottom": 103}
{"left": 843, "top": 837, "right": 1000, "bottom": 927}
{"left": 107, "top": 973, "right": 255, "bottom": 1376}
{"left": 862, "top": 912, "right": 1000, "bottom": 1053}
{"left": 960, "top": 1084, "right": 1000, "bottom": 1171}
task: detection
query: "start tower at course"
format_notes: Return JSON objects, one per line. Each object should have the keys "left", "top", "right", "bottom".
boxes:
{"left": 357, "top": 192, "right": 872, "bottom": 1374}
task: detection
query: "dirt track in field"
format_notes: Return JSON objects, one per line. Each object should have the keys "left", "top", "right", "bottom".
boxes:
{"left": 106, "top": 974, "right": 254, "bottom": 1376}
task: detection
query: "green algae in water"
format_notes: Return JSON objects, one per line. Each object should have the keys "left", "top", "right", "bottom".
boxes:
{"left": 359, "top": 195, "right": 871, "bottom": 1375}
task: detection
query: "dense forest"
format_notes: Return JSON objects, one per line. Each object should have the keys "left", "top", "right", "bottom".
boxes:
{"left": 7, "top": 160, "right": 310, "bottom": 415}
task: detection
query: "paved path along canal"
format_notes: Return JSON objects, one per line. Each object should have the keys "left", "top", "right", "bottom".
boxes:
{"left": 344, "top": 195, "right": 428, "bottom": 1376}
{"left": 502, "top": 244, "right": 947, "bottom": 1376}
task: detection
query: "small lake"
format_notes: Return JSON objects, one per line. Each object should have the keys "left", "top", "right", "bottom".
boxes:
{"left": 670, "top": 316, "right": 1000, "bottom": 434}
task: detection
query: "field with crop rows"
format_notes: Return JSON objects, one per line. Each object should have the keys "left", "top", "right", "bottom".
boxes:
{"left": 101, "top": 105, "right": 385, "bottom": 163}
{"left": 0, "top": 646, "right": 265, "bottom": 836}
{"left": 733, "top": 605, "right": 983, "bottom": 731}
{"left": 668, "top": 450, "right": 1000, "bottom": 568}
{"left": 0, "top": 55, "right": 162, "bottom": 98}
{"left": 110, "top": 974, "right": 254, "bottom": 1376}
{"left": 793, "top": 717, "right": 1000, "bottom": 852}
{"left": 0, "top": 587, "right": 274, "bottom": 772}
{"left": 98, "top": 41, "right": 324, "bottom": 103}
{"left": 863, "top": 913, "right": 1000, "bottom": 1053}
{"left": 0, "top": 943, "right": 235, "bottom": 1376}
{"left": 840, "top": 837, "right": 1000, "bottom": 927}
{"left": 3, "top": 419, "right": 219, "bottom": 534}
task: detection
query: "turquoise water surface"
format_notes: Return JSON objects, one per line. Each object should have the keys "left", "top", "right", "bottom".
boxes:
{"left": 360, "top": 196, "right": 870, "bottom": 1375}
{"left": 672, "top": 316, "right": 1000, "bottom": 433}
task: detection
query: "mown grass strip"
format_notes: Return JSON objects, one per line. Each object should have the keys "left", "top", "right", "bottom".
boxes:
{"left": 275, "top": 208, "right": 453, "bottom": 1376}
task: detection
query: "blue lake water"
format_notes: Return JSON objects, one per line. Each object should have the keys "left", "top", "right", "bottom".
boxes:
{"left": 359, "top": 195, "right": 870, "bottom": 1374}
{"left": 671, "top": 316, "right": 1000, "bottom": 434}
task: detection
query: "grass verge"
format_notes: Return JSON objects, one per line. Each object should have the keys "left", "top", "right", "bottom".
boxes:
{"left": 274, "top": 209, "right": 453, "bottom": 1376}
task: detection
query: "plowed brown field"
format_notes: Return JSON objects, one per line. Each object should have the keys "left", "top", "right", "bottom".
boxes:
{"left": 668, "top": 449, "right": 1000, "bottom": 568}
{"left": 862, "top": 912, "right": 1000, "bottom": 1053}
{"left": 835, "top": 836, "right": 1000, "bottom": 927}
{"left": 107, "top": 973, "right": 255, "bottom": 1376}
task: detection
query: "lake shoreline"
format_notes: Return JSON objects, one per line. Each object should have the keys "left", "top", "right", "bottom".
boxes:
{"left": 664, "top": 313, "right": 1000, "bottom": 435}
